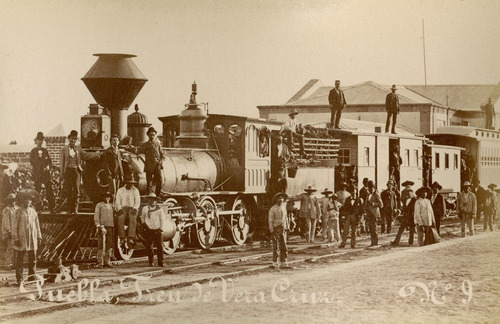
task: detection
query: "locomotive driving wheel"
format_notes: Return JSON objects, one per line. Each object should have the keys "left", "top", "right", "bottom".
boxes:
{"left": 230, "top": 196, "right": 251, "bottom": 246}
{"left": 193, "top": 196, "right": 218, "bottom": 249}
{"left": 163, "top": 198, "right": 182, "bottom": 255}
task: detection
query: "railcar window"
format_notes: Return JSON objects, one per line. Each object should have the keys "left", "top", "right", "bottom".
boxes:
{"left": 338, "top": 148, "right": 350, "bottom": 164}
{"left": 404, "top": 149, "right": 410, "bottom": 166}
{"left": 454, "top": 154, "right": 458, "bottom": 169}
{"left": 363, "top": 147, "right": 369, "bottom": 166}
{"left": 435, "top": 152, "right": 440, "bottom": 169}
{"left": 445, "top": 153, "right": 450, "bottom": 169}
{"left": 414, "top": 150, "right": 419, "bottom": 167}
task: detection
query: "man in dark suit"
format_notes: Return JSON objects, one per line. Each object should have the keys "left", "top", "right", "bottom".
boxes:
{"left": 133, "top": 127, "right": 165, "bottom": 197}
{"left": 385, "top": 84, "right": 400, "bottom": 134}
{"left": 60, "top": 130, "right": 85, "bottom": 214}
{"left": 103, "top": 134, "right": 124, "bottom": 195}
{"left": 380, "top": 180, "right": 400, "bottom": 234}
{"left": 328, "top": 80, "right": 347, "bottom": 129}
{"left": 484, "top": 97, "right": 495, "bottom": 130}
{"left": 30, "top": 132, "right": 54, "bottom": 211}
{"left": 430, "top": 181, "right": 446, "bottom": 235}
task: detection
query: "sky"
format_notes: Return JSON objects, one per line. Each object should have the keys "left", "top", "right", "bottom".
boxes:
{"left": 0, "top": 0, "right": 499, "bottom": 145}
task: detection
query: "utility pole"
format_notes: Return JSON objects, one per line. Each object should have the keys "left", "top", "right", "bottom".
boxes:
{"left": 422, "top": 19, "right": 427, "bottom": 86}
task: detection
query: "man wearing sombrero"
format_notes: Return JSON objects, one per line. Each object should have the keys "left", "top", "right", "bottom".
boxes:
{"left": 280, "top": 109, "right": 307, "bottom": 158}
{"left": 268, "top": 192, "right": 290, "bottom": 268}
{"left": 484, "top": 183, "right": 497, "bottom": 232}
{"left": 140, "top": 193, "right": 165, "bottom": 267}
{"left": 430, "top": 182, "right": 446, "bottom": 235}
{"left": 12, "top": 191, "right": 42, "bottom": 285}
{"left": 94, "top": 192, "right": 114, "bottom": 268}
{"left": 290, "top": 185, "right": 321, "bottom": 242}
{"left": 115, "top": 176, "right": 141, "bottom": 247}
{"left": 319, "top": 188, "right": 339, "bottom": 242}
{"left": 30, "top": 132, "right": 54, "bottom": 211}
{"left": 457, "top": 181, "right": 477, "bottom": 237}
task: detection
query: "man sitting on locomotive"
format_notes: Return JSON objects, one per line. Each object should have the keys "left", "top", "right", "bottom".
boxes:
{"left": 280, "top": 109, "right": 307, "bottom": 158}
{"left": 115, "top": 176, "right": 141, "bottom": 248}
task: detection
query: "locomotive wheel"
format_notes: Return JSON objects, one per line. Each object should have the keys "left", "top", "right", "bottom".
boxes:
{"left": 114, "top": 225, "right": 134, "bottom": 260}
{"left": 230, "top": 196, "right": 251, "bottom": 246}
{"left": 193, "top": 197, "right": 218, "bottom": 249}
{"left": 163, "top": 198, "right": 182, "bottom": 255}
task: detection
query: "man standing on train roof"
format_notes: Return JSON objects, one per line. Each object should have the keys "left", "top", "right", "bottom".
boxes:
{"left": 290, "top": 185, "right": 321, "bottom": 243}
{"left": 60, "top": 130, "right": 85, "bottom": 214}
{"left": 385, "top": 84, "right": 400, "bottom": 134}
{"left": 457, "top": 181, "right": 477, "bottom": 237}
{"left": 115, "top": 176, "right": 141, "bottom": 248}
{"left": 30, "top": 132, "right": 55, "bottom": 212}
{"left": 484, "top": 97, "right": 496, "bottom": 130}
{"left": 133, "top": 127, "right": 165, "bottom": 197}
{"left": 430, "top": 182, "right": 446, "bottom": 235}
{"left": 280, "top": 109, "right": 307, "bottom": 158}
{"left": 103, "top": 134, "right": 124, "bottom": 196}
{"left": 328, "top": 80, "right": 347, "bottom": 129}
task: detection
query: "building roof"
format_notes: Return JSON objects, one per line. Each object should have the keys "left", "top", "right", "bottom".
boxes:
{"left": 0, "top": 144, "right": 32, "bottom": 154}
{"left": 284, "top": 80, "right": 443, "bottom": 107}
{"left": 404, "top": 84, "right": 500, "bottom": 111}
{"left": 46, "top": 123, "right": 66, "bottom": 137}
{"left": 308, "top": 117, "right": 421, "bottom": 137}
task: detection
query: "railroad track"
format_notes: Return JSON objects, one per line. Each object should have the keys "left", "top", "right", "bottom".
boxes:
{"left": 0, "top": 221, "right": 482, "bottom": 321}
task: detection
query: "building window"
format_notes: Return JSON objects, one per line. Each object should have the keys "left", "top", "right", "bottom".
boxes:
{"left": 338, "top": 148, "right": 350, "bottom": 164}
{"left": 405, "top": 149, "right": 410, "bottom": 166}
{"left": 445, "top": 153, "right": 450, "bottom": 169}
{"left": 454, "top": 154, "right": 458, "bottom": 169}
{"left": 363, "top": 147, "right": 369, "bottom": 166}
{"left": 435, "top": 152, "right": 440, "bottom": 169}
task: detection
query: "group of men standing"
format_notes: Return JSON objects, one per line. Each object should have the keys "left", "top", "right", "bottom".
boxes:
{"left": 328, "top": 81, "right": 401, "bottom": 133}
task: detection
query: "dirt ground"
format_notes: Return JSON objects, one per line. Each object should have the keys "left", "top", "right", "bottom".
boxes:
{"left": 6, "top": 230, "right": 499, "bottom": 324}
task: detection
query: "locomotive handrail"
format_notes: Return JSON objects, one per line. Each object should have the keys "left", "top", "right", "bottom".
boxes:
{"left": 180, "top": 173, "right": 213, "bottom": 191}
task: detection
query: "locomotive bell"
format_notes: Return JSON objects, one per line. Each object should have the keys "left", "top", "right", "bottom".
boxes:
{"left": 177, "top": 82, "right": 209, "bottom": 148}
{"left": 82, "top": 54, "right": 148, "bottom": 140}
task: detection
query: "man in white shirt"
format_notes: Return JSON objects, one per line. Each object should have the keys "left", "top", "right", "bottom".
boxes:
{"left": 140, "top": 193, "right": 165, "bottom": 267}
{"left": 115, "top": 176, "right": 141, "bottom": 247}
{"left": 280, "top": 109, "right": 306, "bottom": 157}
{"left": 268, "top": 193, "right": 289, "bottom": 269}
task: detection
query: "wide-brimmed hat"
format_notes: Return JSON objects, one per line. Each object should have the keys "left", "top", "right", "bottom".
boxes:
{"left": 102, "top": 191, "right": 113, "bottom": 198}
{"left": 321, "top": 188, "right": 333, "bottom": 196}
{"left": 34, "top": 132, "right": 44, "bottom": 141}
{"left": 147, "top": 127, "right": 157, "bottom": 135}
{"left": 330, "top": 193, "right": 339, "bottom": 200}
{"left": 304, "top": 185, "right": 317, "bottom": 192}
{"left": 123, "top": 176, "right": 138, "bottom": 184}
{"left": 462, "top": 181, "right": 471, "bottom": 187}
{"left": 415, "top": 186, "right": 431, "bottom": 197}
{"left": 68, "top": 130, "right": 78, "bottom": 139}
{"left": 143, "top": 192, "right": 162, "bottom": 200}
{"left": 272, "top": 192, "right": 288, "bottom": 202}
{"left": 432, "top": 181, "right": 442, "bottom": 190}
{"left": 288, "top": 109, "right": 299, "bottom": 116}
{"left": 111, "top": 134, "right": 120, "bottom": 140}
{"left": 488, "top": 183, "right": 497, "bottom": 190}
{"left": 367, "top": 180, "right": 375, "bottom": 188}
{"left": 5, "top": 193, "right": 16, "bottom": 202}
{"left": 16, "top": 189, "right": 40, "bottom": 204}
{"left": 402, "top": 180, "right": 414, "bottom": 187}
{"left": 391, "top": 84, "right": 398, "bottom": 90}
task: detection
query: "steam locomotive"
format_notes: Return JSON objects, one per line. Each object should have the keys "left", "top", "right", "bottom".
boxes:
{"left": 38, "top": 54, "right": 339, "bottom": 262}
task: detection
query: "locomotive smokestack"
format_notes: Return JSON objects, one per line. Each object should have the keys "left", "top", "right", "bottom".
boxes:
{"left": 177, "top": 82, "right": 209, "bottom": 148}
{"left": 81, "top": 54, "right": 148, "bottom": 139}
